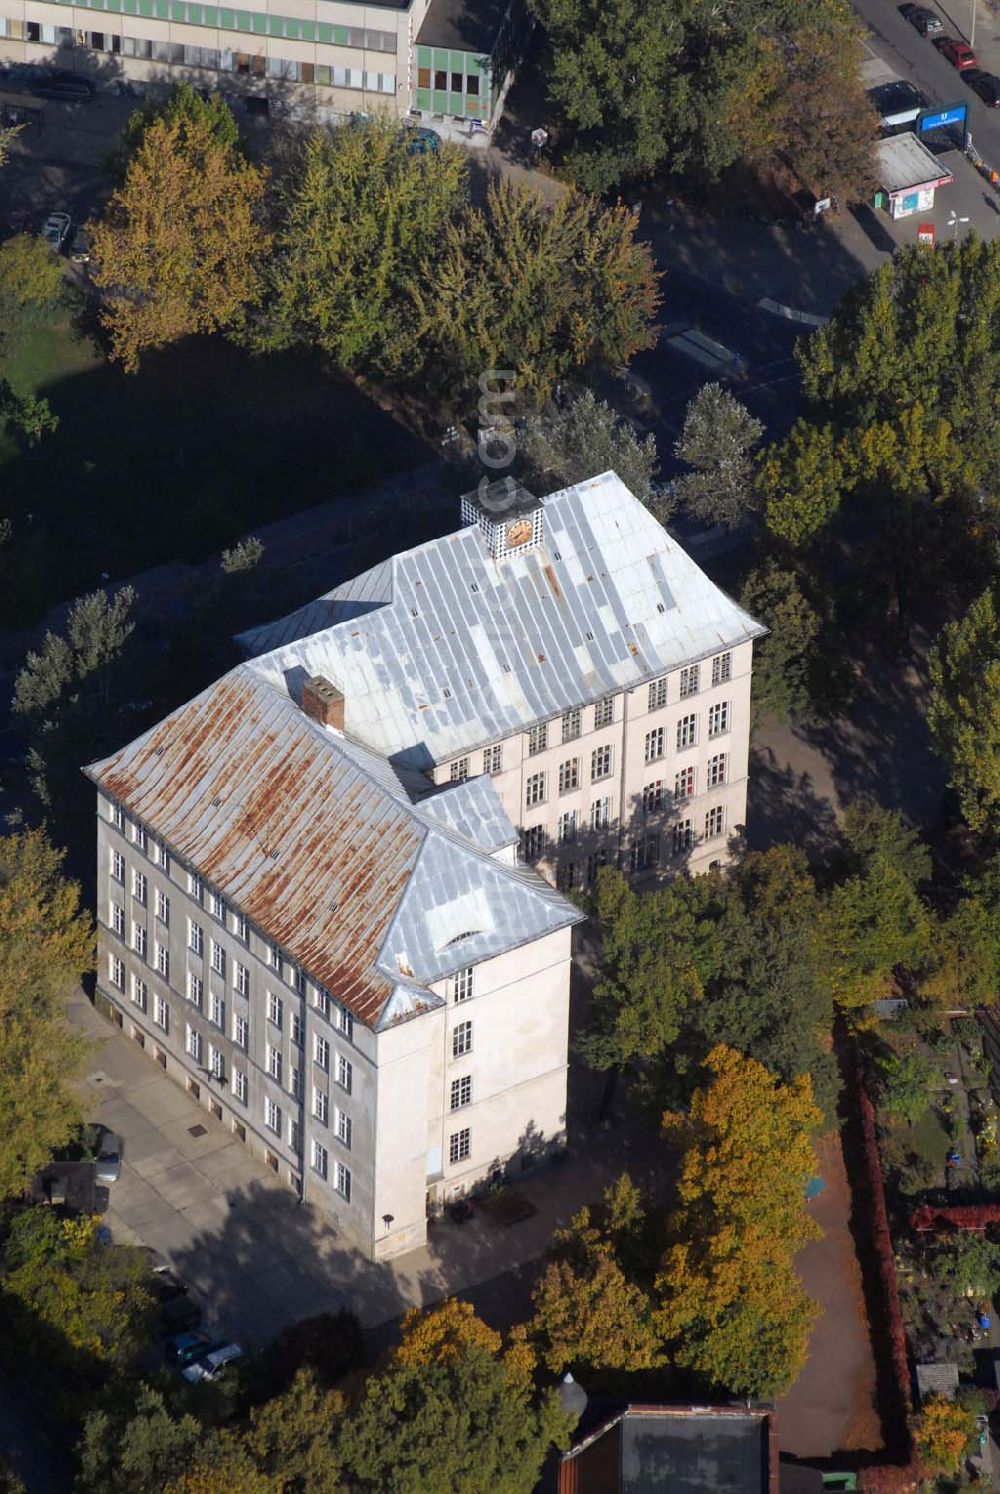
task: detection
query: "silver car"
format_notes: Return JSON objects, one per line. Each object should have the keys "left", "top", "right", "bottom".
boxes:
{"left": 181, "top": 1342, "right": 244, "bottom": 1383}
{"left": 95, "top": 1131, "right": 123, "bottom": 1184}
{"left": 41, "top": 211, "right": 71, "bottom": 252}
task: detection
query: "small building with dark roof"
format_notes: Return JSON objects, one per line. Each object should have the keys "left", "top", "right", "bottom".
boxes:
{"left": 558, "top": 1404, "right": 780, "bottom": 1494}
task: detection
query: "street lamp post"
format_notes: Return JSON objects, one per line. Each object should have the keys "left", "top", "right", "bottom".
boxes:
{"left": 971, "top": 0, "right": 978, "bottom": 50}
{"left": 948, "top": 211, "right": 970, "bottom": 241}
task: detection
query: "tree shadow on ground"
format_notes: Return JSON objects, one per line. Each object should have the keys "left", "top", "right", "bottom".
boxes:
{"left": 745, "top": 743, "right": 842, "bottom": 860}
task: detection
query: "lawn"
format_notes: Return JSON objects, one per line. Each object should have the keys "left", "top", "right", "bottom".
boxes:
{"left": 0, "top": 313, "right": 430, "bottom": 624}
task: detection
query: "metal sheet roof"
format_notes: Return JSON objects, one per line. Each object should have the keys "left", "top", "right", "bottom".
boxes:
{"left": 876, "top": 132, "right": 954, "bottom": 193}
{"left": 86, "top": 669, "right": 579, "bottom": 1029}
{"left": 239, "top": 472, "right": 766, "bottom": 769}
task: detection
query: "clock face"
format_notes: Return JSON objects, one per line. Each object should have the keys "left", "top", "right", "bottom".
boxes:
{"left": 505, "top": 518, "right": 533, "bottom": 549}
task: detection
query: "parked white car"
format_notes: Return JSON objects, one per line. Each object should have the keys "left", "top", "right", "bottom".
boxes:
{"left": 41, "top": 211, "right": 71, "bottom": 252}
{"left": 181, "top": 1342, "right": 244, "bottom": 1383}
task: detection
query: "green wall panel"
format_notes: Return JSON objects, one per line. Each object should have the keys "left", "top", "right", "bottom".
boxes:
{"left": 416, "top": 86, "right": 431, "bottom": 109}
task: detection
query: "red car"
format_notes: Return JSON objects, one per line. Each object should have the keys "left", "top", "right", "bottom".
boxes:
{"left": 935, "top": 35, "right": 979, "bottom": 70}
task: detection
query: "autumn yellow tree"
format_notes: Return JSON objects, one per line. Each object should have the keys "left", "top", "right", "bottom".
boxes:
{"left": 657, "top": 1044, "right": 822, "bottom": 1398}
{"left": 914, "top": 1396, "right": 976, "bottom": 1476}
{"left": 90, "top": 111, "right": 268, "bottom": 371}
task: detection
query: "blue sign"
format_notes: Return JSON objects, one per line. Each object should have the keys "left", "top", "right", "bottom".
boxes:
{"left": 918, "top": 102, "right": 967, "bottom": 132}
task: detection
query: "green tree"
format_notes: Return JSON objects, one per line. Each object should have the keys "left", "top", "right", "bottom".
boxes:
{"left": 0, "top": 231, "right": 65, "bottom": 325}
{"left": 413, "top": 180, "right": 660, "bottom": 400}
{"left": 875, "top": 1052, "right": 938, "bottom": 1124}
{"left": 818, "top": 852, "right": 931, "bottom": 1009}
{"left": 758, "top": 419, "right": 851, "bottom": 547}
{"left": 838, "top": 801, "right": 932, "bottom": 888}
{"left": 90, "top": 110, "right": 268, "bottom": 371}
{"left": 109, "top": 80, "right": 239, "bottom": 185}
{"left": 0, "top": 829, "right": 93, "bottom": 1202}
{"left": 673, "top": 384, "right": 763, "bottom": 529}
{"left": 256, "top": 119, "right": 467, "bottom": 377}
{"left": 517, "top": 390, "right": 662, "bottom": 509}
{"left": 738, "top": 562, "right": 822, "bottom": 726}
{"left": 77, "top": 1385, "right": 206, "bottom": 1494}
{"left": 928, "top": 586, "right": 1000, "bottom": 834}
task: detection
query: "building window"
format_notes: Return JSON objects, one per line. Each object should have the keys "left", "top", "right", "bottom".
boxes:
{"left": 590, "top": 797, "right": 612, "bottom": 830}
{"left": 132, "top": 869, "right": 147, "bottom": 905}
{"left": 187, "top": 972, "right": 203, "bottom": 1008}
{"left": 233, "top": 1013, "right": 248, "bottom": 1050}
{"left": 186, "top": 1024, "right": 202, "bottom": 1063}
{"left": 675, "top": 765, "right": 696, "bottom": 800}
{"left": 677, "top": 714, "right": 698, "bottom": 750}
{"left": 131, "top": 974, "right": 147, "bottom": 1010}
{"left": 234, "top": 962, "right": 250, "bottom": 997}
{"left": 188, "top": 871, "right": 204, "bottom": 904}
{"left": 188, "top": 920, "right": 204, "bottom": 956}
{"left": 268, "top": 942, "right": 281, "bottom": 970}
{"left": 291, "top": 1012, "right": 303, "bottom": 1047}
{"left": 561, "top": 708, "right": 581, "bottom": 742}
{"left": 154, "top": 993, "right": 168, "bottom": 1030}
{"left": 111, "top": 903, "right": 125, "bottom": 938}
{"left": 556, "top": 861, "right": 577, "bottom": 891}
{"left": 450, "top": 1075, "right": 472, "bottom": 1110}
{"left": 267, "top": 1044, "right": 282, "bottom": 1083}
{"left": 153, "top": 839, "right": 169, "bottom": 872}
{"left": 449, "top": 1128, "right": 471, "bottom": 1164}
{"left": 648, "top": 676, "right": 668, "bottom": 711}
{"left": 111, "top": 802, "right": 125, "bottom": 832}
{"left": 644, "top": 727, "right": 665, "bottom": 763}
{"left": 591, "top": 746, "right": 613, "bottom": 782}
{"left": 594, "top": 697, "right": 614, "bottom": 729}
{"left": 265, "top": 1097, "right": 281, "bottom": 1134}
{"left": 679, "top": 664, "right": 700, "bottom": 699}
{"left": 673, "top": 818, "right": 694, "bottom": 855}
{"left": 528, "top": 722, "right": 548, "bottom": 756}
{"left": 558, "top": 758, "right": 579, "bottom": 794}
{"left": 108, "top": 954, "right": 125, "bottom": 991}
{"left": 712, "top": 651, "right": 732, "bottom": 686}
{"left": 210, "top": 890, "right": 227, "bottom": 921}
{"left": 132, "top": 923, "right": 147, "bottom": 959}
{"left": 630, "top": 835, "right": 660, "bottom": 873}
{"left": 313, "top": 1087, "right": 328, "bottom": 1124}
{"left": 288, "top": 1117, "right": 301, "bottom": 1153}
{"left": 314, "top": 987, "right": 330, "bottom": 1021}
{"left": 209, "top": 1044, "right": 224, "bottom": 1080}
{"left": 110, "top": 849, "right": 125, "bottom": 883}
{"left": 453, "top": 1020, "right": 473, "bottom": 1058}
{"left": 155, "top": 942, "right": 169, "bottom": 980}
{"left": 334, "top": 1161, "right": 352, "bottom": 1200}
{"left": 337, "top": 1005, "right": 354, "bottom": 1042}
{"left": 312, "top": 1140, "right": 328, "bottom": 1179}
{"left": 268, "top": 991, "right": 283, "bottom": 1028}
{"left": 450, "top": 757, "right": 469, "bottom": 783}
{"left": 209, "top": 990, "right": 224, "bottom": 1028}
{"left": 336, "top": 1054, "right": 353, "bottom": 1094}
{"left": 454, "top": 966, "right": 473, "bottom": 1003}
{"left": 643, "top": 780, "right": 664, "bottom": 812}
{"left": 525, "top": 772, "right": 546, "bottom": 808}
{"left": 291, "top": 1066, "right": 303, "bottom": 1101}
{"left": 707, "top": 752, "right": 727, "bottom": 787}
{"left": 292, "top": 966, "right": 307, "bottom": 998}
{"left": 483, "top": 744, "right": 503, "bottom": 775}
{"left": 314, "top": 1035, "right": 330, "bottom": 1071}
{"left": 705, "top": 805, "right": 726, "bottom": 839}
{"left": 234, "top": 913, "right": 249, "bottom": 943}
{"left": 336, "top": 1108, "right": 352, "bottom": 1149}
{"left": 557, "top": 810, "right": 577, "bottom": 845}
{"left": 210, "top": 941, "right": 226, "bottom": 977}
{"left": 521, "top": 825, "right": 545, "bottom": 863}
{"left": 155, "top": 889, "right": 169, "bottom": 925}
{"left": 708, "top": 701, "right": 730, "bottom": 738}
{"left": 586, "top": 850, "right": 610, "bottom": 885}
{"left": 233, "top": 1067, "right": 247, "bottom": 1104}
{"left": 131, "top": 822, "right": 147, "bottom": 853}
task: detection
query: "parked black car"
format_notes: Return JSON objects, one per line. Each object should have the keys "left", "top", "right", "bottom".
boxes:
{"left": 968, "top": 70, "right": 1000, "bottom": 107}
{"left": 899, "top": 2, "right": 944, "bottom": 34}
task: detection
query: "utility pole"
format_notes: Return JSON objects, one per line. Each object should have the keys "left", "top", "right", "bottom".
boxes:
{"left": 971, "top": 0, "right": 978, "bottom": 50}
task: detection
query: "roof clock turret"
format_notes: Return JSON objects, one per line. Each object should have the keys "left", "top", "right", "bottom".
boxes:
{"left": 460, "top": 477, "right": 544, "bottom": 562}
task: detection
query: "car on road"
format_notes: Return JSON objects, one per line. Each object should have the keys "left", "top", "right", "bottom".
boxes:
{"left": 69, "top": 226, "right": 91, "bottom": 263}
{"left": 41, "top": 212, "right": 71, "bottom": 252}
{"left": 968, "top": 70, "right": 1000, "bottom": 106}
{"left": 899, "top": 3, "right": 944, "bottom": 34}
{"left": 95, "top": 1131, "right": 123, "bottom": 1183}
{"left": 181, "top": 1342, "right": 244, "bottom": 1383}
{"left": 166, "top": 1331, "right": 224, "bottom": 1369}
{"left": 935, "top": 35, "right": 979, "bottom": 71}
{"left": 869, "top": 79, "right": 927, "bottom": 129}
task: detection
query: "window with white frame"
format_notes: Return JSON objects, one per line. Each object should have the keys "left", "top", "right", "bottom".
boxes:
{"left": 676, "top": 714, "right": 697, "bottom": 750}
{"left": 111, "top": 802, "right": 125, "bottom": 831}
{"left": 291, "top": 1011, "right": 303, "bottom": 1047}
{"left": 483, "top": 744, "right": 503, "bottom": 775}
{"left": 188, "top": 870, "right": 203, "bottom": 904}
{"left": 336, "top": 1005, "right": 354, "bottom": 1042}
{"left": 268, "top": 941, "right": 281, "bottom": 970}
{"left": 155, "top": 889, "right": 169, "bottom": 925}
{"left": 314, "top": 1035, "right": 330, "bottom": 1071}
{"left": 313, "top": 1087, "right": 328, "bottom": 1124}
{"left": 336, "top": 1054, "right": 352, "bottom": 1094}
{"left": 675, "top": 765, "right": 696, "bottom": 800}
{"left": 643, "top": 780, "right": 665, "bottom": 812}
{"left": 233, "top": 1067, "right": 247, "bottom": 1104}
{"left": 234, "top": 912, "right": 249, "bottom": 943}
{"left": 525, "top": 772, "right": 546, "bottom": 808}
{"left": 132, "top": 869, "right": 147, "bottom": 904}
{"left": 586, "top": 850, "right": 609, "bottom": 885}
{"left": 111, "top": 902, "right": 125, "bottom": 938}
{"left": 335, "top": 1108, "right": 352, "bottom": 1149}
{"left": 557, "top": 810, "right": 578, "bottom": 845}
{"left": 590, "top": 796, "right": 612, "bottom": 830}
{"left": 131, "top": 822, "right": 147, "bottom": 852}
{"left": 209, "top": 990, "right": 224, "bottom": 1028}
{"left": 528, "top": 722, "right": 548, "bottom": 756}
{"left": 234, "top": 962, "right": 250, "bottom": 998}
{"left": 187, "top": 971, "right": 203, "bottom": 1007}
{"left": 233, "top": 1012, "right": 248, "bottom": 1049}
{"left": 450, "top": 756, "right": 469, "bottom": 783}
{"left": 453, "top": 1020, "right": 472, "bottom": 1058}
{"left": 154, "top": 993, "right": 168, "bottom": 1030}
{"left": 268, "top": 991, "right": 283, "bottom": 1027}
{"left": 155, "top": 942, "right": 169, "bottom": 980}
{"left": 110, "top": 849, "right": 125, "bottom": 883}
{"left": 314, "top": 987, "right": 330, "bottom": 1021}
{"left": 186, "top": 1024, "right": 202, "bottom": 1063}
{"left": 153, "top": 839, "right": 170, "bottom": 872}
{"left": 108, "top": 954, "right": 125, "bottom": 990}
{"left": 289, "top": 1117, "right": 301, "bottom": 1153}
{"left": 449, "top": 1128, "right": 471, "bottom": 1164}
{"left": 291, "top": 1066, "right": 303, "bottom": 1101}
{"left": 712, "top": 651, "right": 732, "bottom": 686}
{"left": 292, "top": 966, "right": 306, "bottom": 997}
{"left": 644, "top": 727, "right": 665, "bottom": 763}
{"left": 648, "top": 676, "right": 668, "bottom": 711}
{"left": 521, "top": 825, "right": 545, "bottom": 862}
{"left": 132, "top": 922, "right": 146, "bottom": 959}
{"left": 558, "top": 758, "right": 579, "bottom": 794}
{"left": 210, "top": 941, "right": 226, "bottom": 977}
{"left": 629, "top": 835, "right": 660, "bottom": 873}
{"left": 707, "top": 752, "right": 727, "bottom": 787}
{"left": 450, "top": 1074, "right": 472, "bottom": 1110}
{"left": 705, "top": 804, "right": 726, "bottom": 839}
{"left": 334, "top": 1161, "right": 351, "bottom": 1200}
{"left": 131, "top": 973, "right": 147, "bottom": 1010}
{"left": 188, "top": 920, "right": 204, "bottom": 956}
{"left": 673, "top": 818, "right": 694, "bottom": 855}
{"left": 562, "top": 707, "right": 581, "bottom": 742}
{"left": 209, "top": 1044, "right": 224, "bottom": 1080}
{"left": 454, "top": 966, "right": 473, "bottom": 1003}
{"left": 210, "top": 890, "right": 226, "bottom": 921}
{"left": 591, "top": 745, "right": 613, "bottom": 782}
{"left": 312, "top": 1139, "right": 328, "bottom": 1178}
{"left": 594, "top": 697, "right": 614, "bottom": 729}
{"left": 264, "top": 1097, "right": 281, "bottom": 1134}
{"left": 267, "top": 1044, "right": 282, "bottom": 1083}
{"left": 679, "top": 664, "right": 700, "bottom": 699}
{"left": 708, "top": 701, "right": 730, "bottom": 738}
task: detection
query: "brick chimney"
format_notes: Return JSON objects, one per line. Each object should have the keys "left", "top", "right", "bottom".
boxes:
{"left": 301, "top": 676, "right": 344, "bottom": 731}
